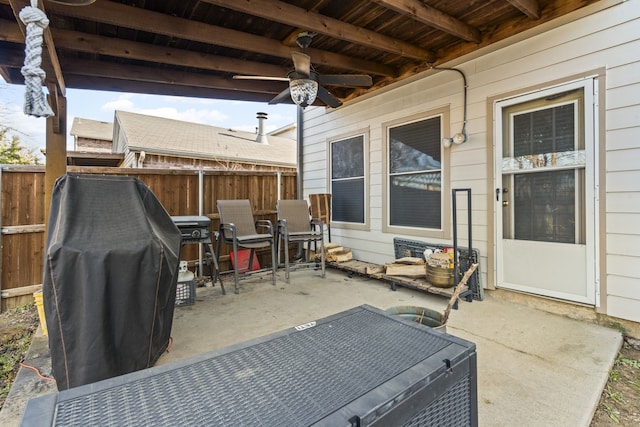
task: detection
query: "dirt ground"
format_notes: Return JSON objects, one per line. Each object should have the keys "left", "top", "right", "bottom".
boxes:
{"left": 0, "top": 304, "right": 38, "bottom": 409}
{"left": 0, "top": 303, "right": 639, "bottom": 424}
{"left": 590, "top": 338, "right": 640, "bottom": 426}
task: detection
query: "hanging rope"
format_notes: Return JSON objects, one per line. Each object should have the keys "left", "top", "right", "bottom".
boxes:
{"left": 19, "top": 0, "right": 54, "bottom": 118}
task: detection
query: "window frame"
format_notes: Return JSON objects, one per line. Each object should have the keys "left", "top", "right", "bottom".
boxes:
{"left": 327, "top": 129, "right": 370, "bottom": 231}
{"left": 382, "top": 107, "right": 451, "bottom": 239}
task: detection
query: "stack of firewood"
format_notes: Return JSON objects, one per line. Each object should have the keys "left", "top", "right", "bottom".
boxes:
{"left": 384, "top": 257, "right": 426, "bottom": 278}
{"left": 315, "top": 242, "right": 353, "bottom": 262}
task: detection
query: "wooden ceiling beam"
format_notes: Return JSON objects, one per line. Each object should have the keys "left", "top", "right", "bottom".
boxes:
{"left": 8, "top": 0, "right": 66, "bottom": 96}
{"left": 0, "top": 19, "right": 289, "bottom": 77}
{"left": 0, "top": 44, "right": 24, "bottom": 67}
{"left": 0, "top": 30, "right": 360, "bottom": 103}
{"left": 280, "top": 0, "right": 332, "bottom": 48}
{"left": 433, "top": 0, "right": 591, "bottom": 66}
{"left": 0, "top": 19, "right": 394, "bottom": 82}
{"left": 200, "top": 0, "right": 433, "bottom": 61}
{"left": 505, "top": 0, "right": 541, "bottom": 19}
{"left": 372, "top": 0, "right": 481, "bottom": 43}
{"left": 51, "top": 27, "right": 290, "bottom": 79}
{"left": 0, "top": 16, "right": 23, "bottom": 42}
{"left": 38, "top": 0, "right": 395, "bottom": 77}
{"left": 62, "top": 75, "right": 278, "bottom": 103}
{"left": 0, "top": 25, "right": 364, "bottom": 99}
{"left": 60, "top": 58, "right": 287, "bottom": 94}
{"left": 0, "top": 67, "right": 10, "bottom": 82}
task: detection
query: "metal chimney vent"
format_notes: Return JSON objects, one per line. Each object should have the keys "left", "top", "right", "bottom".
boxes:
{"left": 256, "top": 112, "right": 268, "bottom": 144}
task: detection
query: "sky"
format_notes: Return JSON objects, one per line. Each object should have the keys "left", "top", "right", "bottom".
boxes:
{"left": 0, "top": 79, "right": 298, "bottom": 162}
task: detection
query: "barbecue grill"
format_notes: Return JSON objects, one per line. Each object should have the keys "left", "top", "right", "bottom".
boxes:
{"left": 171, "top": 216, "right": 224, "bottom": 294}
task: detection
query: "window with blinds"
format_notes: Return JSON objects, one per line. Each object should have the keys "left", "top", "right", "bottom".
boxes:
{"left": 387, "top": 116, "right": 442, "bottom": 229}
{"left": 331, "top": 135, "right": 365, "bottom": 224}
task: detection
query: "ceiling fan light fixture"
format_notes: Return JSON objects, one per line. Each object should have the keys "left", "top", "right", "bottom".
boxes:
{"left": 290, "top": 78, "right": 318, "bottom": 108}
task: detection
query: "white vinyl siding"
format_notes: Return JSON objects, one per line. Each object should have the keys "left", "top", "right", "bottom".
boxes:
{"left": 301, "top": 1, "right": 640, "bottom": 322}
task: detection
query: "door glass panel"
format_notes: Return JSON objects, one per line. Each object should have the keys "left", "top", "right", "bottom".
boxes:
{"left": 502, "top": 90, "right": 585, "bottom": 244}
{"left": 513, "top": 103, "right": 575, "bottom": 156}
{"left": 513, "top": 170, "right": 575, "bottom": 243}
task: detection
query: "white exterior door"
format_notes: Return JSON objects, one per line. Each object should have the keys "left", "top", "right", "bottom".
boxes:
{"left": 495, "top": 79, "right": 598, "bottom": 305}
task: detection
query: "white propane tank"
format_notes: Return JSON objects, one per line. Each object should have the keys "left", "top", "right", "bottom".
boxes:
{"left": 176, "top": 261, "right": 195, "bottom": 306}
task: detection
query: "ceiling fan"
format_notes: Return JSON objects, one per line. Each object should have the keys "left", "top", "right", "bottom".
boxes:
{"left": 234, "top": 33, "right": 373, "bottom": 108}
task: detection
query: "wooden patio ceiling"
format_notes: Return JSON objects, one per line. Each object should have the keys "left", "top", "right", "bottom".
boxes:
{"left": 0, "top": 0, "right": 605, "bottom": 108}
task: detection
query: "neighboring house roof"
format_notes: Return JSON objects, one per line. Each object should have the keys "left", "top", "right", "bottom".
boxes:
{"left": 66, "top": 152, "right": 125, "bottom": 167}
{"left": 114, "top": 110, "right": 297, "bottom": 168}
{"left": 64, "top": 118, "right": 121, "bottom": 166}
{"left": 269, "top": 123, "right": 297, "bottom": 140}
{"left": 69, "top": 118, "right": 114, "bottom": 142}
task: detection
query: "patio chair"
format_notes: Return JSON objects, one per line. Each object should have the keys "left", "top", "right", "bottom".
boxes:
{"left": 276, "top": 199, "right": 325, "bottom": 284}
{"left": 216, "top": 200, "right": 277, "bottom": 294}
{"left": 309, "top": 193, "right": 331, "bottom": 243}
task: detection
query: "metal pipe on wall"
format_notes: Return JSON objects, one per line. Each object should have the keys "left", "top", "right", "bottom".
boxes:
{"left": 296, "top": 106, "right": 304, "bottom": 200}
{"left": 198, "top": 169, "right": 204, "bottom": 276}
{"left": 277, "top": 172, "right": 282, "bottom": 201}
{"left": 295, "top": 106, "right": 304, "bottom": 257}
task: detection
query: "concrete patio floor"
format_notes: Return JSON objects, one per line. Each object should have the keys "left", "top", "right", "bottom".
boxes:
{"left": 1, "top": 266, "right": 623, "bottom": 426}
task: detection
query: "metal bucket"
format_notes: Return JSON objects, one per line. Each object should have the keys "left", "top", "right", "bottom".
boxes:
{"left": 385, "top": 306, "right": 446, "bottom": 333}
{"left": 426, "top": 264, "right": 454, "bottom": 288}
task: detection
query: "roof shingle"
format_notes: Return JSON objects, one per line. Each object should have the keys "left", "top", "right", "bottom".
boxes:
{"left": 114, "top": 110, "right": 297, "bottom": 168}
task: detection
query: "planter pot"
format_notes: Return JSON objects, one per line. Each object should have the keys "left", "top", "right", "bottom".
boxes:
{"left": 385, "top": 306, "right": 446, "bottom": 333}
{"left": 426, "top": 265, "right": 454, "bottom": 288}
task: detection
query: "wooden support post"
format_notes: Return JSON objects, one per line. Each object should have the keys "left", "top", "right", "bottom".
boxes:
{"left": 47, "top": 83, "right": 60, "bottom": 132}
{"left": 44, "top": 91, "right": 66, "bottom": 230}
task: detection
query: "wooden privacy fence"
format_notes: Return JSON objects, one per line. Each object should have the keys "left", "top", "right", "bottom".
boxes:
{"left": 0, "top": 165, "right": 297, "bottom": 310}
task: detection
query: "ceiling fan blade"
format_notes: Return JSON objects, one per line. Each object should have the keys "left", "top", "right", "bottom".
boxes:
{"left": 319, "top": 74, "right": 373, "bottom": 87}
{"left": 291, "top": 51, "right": 311, "bottom": 78}
{"left": 233, "top": 75, "right": 289, "bottom": 82}
{"left": 268, "top": 87, "right": 292, "bottom": 105}
{"left": 316, "top": 85, "right": 342, "bottom": 108}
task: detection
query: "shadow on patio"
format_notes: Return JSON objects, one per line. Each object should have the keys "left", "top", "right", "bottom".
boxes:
{"left": 1, "top": 267, "right": 622, "bottom": 426}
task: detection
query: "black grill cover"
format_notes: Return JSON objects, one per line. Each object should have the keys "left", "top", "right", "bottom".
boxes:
{"left": 43, "top": 174, "right": 182, "bottom": 391}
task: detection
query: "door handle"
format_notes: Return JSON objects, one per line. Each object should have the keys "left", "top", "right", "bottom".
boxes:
{"left": 502, "top": 201, "right": 509, "bottom": 207}
{"left": 497, "top": 188, "right": 508, "bottom": 202}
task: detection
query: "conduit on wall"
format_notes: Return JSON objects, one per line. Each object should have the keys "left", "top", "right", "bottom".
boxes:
{"left": 430, "top": 66, "right": 468, "bottom": 148}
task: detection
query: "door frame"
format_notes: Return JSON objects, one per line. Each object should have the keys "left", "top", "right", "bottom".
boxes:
{"left": 493, "top": 77, "right": 599, "bottom": 306}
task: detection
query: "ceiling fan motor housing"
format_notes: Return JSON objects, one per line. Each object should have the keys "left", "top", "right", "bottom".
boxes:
{"left": 295, "top": 32, "right": 315, "bottom": 49}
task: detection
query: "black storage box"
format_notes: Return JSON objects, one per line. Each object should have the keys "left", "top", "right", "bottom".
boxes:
{"left": 21, "top": 305, "right": 477, "bottom": 426}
